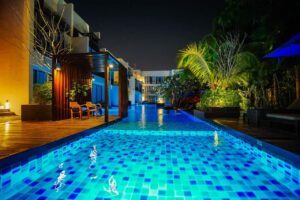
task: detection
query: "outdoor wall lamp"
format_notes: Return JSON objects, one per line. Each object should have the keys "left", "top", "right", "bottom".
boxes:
{"left": 54, "top": 58, "right": 61, "bottom": 71}
{"left": 5, "top": 100, "right": 10, "bottom": 109}
{"left": 109, "top": 64, "right": 114, "bottom": 69}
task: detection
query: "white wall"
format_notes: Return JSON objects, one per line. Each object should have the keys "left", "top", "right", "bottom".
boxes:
{"left": 71, "top": 36, "right": 89, "bottom": 53}
{"left": 128, "top": 77, "right": 135, "bottom": 104}
{"left": 142, "top": 70, "right": 172, "bottom": 77}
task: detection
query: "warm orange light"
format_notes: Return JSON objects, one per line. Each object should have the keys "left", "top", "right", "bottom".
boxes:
{"left": 55, "top": 66, "right": 61, "bottom": 71}
{"left": 157, "top": 97, "right": 164, "bottom": 104}
{"left": 5, "top": 100, "right": 10, "bottom": 109}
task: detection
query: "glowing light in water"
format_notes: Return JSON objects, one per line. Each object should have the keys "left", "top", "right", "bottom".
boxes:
{"left": 54, "top": 170, "right": 66, "bottom": 192}
{"left": 104, "top": 176, "right": 119, "bottom": 196}
{"left": 214, "top": 131, "right": 219, "bottom": 146}
{"left": 89, "top": 145, "right": 98, "bottom": 179}
{"left": 90, "top": 145, "right": 97, "bottom": 158}
{"left": 58, "top": 162, "right": 64, "bottom": 169}
{"left": 89, "top": 145, "right": 97, "bottom": 164}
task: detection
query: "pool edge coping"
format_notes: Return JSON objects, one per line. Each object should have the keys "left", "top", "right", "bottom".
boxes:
{"left": 0, "top": 118, "right": 122, "bottom": 171}
{"left": 182, "top": 110, "right": 300, "bottom": 169}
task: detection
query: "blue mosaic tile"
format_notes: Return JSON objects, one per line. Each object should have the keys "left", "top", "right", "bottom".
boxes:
{"left": 35, "top": 189, "right": 46, "bottom": 195}
{"left": 1, "top": 106, "right": 300, "bottom": 200}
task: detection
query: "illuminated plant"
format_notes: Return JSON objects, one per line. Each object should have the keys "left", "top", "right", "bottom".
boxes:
{"left": 67, "top": 81, "right": 90, "bottom": 101}
{"left": 178, "top": 33, "right": 257, "bottom": 90}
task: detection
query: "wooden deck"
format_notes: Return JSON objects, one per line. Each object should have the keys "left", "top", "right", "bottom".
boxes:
{"left": 212, "top": 118, "right": 300, "bottom": 155}
{"left": 0, "top": 116, "right": 119, "bottom": 160}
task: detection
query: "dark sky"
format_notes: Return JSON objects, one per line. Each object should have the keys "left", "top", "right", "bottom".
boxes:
{"left": 66, "top": 0, "right": 225, "bottom": 70}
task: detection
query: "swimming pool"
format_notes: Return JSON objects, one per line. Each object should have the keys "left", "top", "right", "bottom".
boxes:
{"left": 1, "top": 105, "right": 300, "bottom": 199}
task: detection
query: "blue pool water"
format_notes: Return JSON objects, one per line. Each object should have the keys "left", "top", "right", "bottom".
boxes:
{"left": 1, "top": 105, "right": 300, "bottom": 199}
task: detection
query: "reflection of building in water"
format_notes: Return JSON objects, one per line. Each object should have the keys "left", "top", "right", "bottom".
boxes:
{"left": 141, "top": 69, "right": 182, "bottom": 103}
{"left": 158, "top": 109, "right": 163, "bottom": 127}
{"left": 140, "top": 105, "right": 146, "bottom": 128}
{"left": 214, "top": 131, "right": 219, "bottom": 147}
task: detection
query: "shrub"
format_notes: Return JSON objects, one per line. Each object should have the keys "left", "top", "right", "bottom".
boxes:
{"left": 33, "top": 82, "right": 52, "bottom": 105}
{"left": 196, "top": 88, "right": 241, "bottom": 110}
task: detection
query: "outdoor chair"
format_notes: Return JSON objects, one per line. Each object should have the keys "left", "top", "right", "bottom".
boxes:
{"left": 96, "top": 103, "right": 103, "bottom": 116}
{"left": 70, "top": 102, "right": 89, "bottom": 119}
{"left": 86, "top": 102, "right": 98, "bottom": 117}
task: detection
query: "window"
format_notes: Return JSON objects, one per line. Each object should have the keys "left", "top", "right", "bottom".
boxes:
{"left": 33, "top": 69, "right": 47, "bottom": 84}
{"left": 92, "top": 84, "right": 103, "bottom": 103}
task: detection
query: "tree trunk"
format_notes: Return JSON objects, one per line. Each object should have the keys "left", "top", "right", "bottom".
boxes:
{"left": 272, "top": 73, "right": 278, "bottom": 106}
{"left": 295, "top": 66, "right": 300, "bottom": 99}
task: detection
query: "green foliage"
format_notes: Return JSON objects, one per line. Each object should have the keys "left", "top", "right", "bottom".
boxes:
{"left": 33, "top": 82, "right": 52, "bottom": 105}
{"left": 196, "top": 88, "right": 241, "bottom": 110}
{"left": 67, "top": 81, "right": 90, "bottom": 101}
{"left": 213, "top": 0, "right": 300, "bottom": 57}
{"left": 178, "top": 33, "right": 258, "bottom": 90}
{"left": 156, "top": 70, "right": 201, "bottom": 107}
{"left": 212, "top": 0, "right": 300, "bottom": 109}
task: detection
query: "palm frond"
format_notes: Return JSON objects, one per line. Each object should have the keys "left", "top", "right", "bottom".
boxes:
{"left": 177, "top": 42, "right": 212, "bottom": 83}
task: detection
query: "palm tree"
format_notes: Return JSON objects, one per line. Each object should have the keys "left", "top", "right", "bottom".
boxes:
{"left": 178, "top": 33, "right": 257, "bottom": 90}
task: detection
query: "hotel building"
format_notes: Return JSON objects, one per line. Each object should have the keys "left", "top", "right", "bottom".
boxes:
{"left": 141, "top": 69, "right": 181, "bottom": 103}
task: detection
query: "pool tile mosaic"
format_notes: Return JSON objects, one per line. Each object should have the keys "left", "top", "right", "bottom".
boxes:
{"left": 0, "top": 105, "right": 299, "bottom": 199}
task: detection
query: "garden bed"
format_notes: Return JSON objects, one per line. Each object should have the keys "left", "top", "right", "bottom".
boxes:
{"left": 21, "top": 105, "right": 52, "bottom": 121}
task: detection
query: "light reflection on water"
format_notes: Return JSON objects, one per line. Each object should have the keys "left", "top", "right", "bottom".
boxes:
{"left": 116, "top": 105, "right": 215, "bottom": 131}
{"left": 2, "top": 104, "right": 300, "bottom": 199}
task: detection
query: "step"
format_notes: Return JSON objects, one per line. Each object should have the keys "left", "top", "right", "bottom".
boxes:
{"left": 0, "top": 112, "right": 15, "bottom": 116}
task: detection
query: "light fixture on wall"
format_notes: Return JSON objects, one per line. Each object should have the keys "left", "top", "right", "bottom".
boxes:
{"left": 109, "top": 64, "right": 114, "bottom": 69}
{"left": 5, "top": 100, "right": 10, "bottom": 110}
{"left": 54, "top": 58, "right": 61, "bottom": 71}
{"left": 92, "top": 75, "right": 95, "bottom": 82}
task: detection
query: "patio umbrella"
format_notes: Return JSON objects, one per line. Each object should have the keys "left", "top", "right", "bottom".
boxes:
{"left": 264, "top": 32, "right": 300, "bottom": 106}
{"left": 264, "top": 33, "right": 300, "bottom": 58}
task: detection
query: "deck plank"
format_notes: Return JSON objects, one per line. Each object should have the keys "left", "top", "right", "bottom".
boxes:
{"left": 0, "top": 116, "right": 119, "bottom": 159}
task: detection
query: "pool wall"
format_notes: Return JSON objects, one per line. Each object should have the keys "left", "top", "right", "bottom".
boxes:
{"left": 186, "top": 110, "right": 300, "bottom": 187}
{"left": 1, "top": 110, "right": 300, "bottom": 198}
{"left": 0, "top": 119, "right": 121, "bottom": 196}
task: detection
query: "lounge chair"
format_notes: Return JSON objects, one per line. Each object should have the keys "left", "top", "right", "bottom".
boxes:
{"left": 266, "top": 113, "right": 300, "bottom": 135}
{"left": 86, "top": 102, "right": 98, "bottom": 117}
{"left": 70, "top": 102, "right": 89, "bottom": 119}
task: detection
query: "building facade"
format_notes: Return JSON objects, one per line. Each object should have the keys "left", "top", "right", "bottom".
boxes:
{"left": 0, "top": 0, "right": 126, "bottom": 116}
{"left": 141, "top": 69, "right": 181, "bottom": 103}
{"left": 32, "top": 0, "right": 101, "bottom": 99}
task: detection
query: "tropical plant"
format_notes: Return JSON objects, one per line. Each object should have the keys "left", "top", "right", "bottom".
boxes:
{"left": 33, "top": 81, "right": 52, "bottom": 105}
{"left": 196, "top": 88, "right": 241, "bottom": 110}
{"left": 178, "top": 33, "right": 258, "bottom": 90}
{"left": 67, "top": 81, "right": 90, "bottom": 101}
{"left": 156, "top": 70, "right": 201, "bottom": 107}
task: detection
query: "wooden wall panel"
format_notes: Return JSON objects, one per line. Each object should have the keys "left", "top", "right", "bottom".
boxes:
{"left": 52, "top": 60, "right": 92, "bottom": 121}
{"left": 118, "top": 66, "right": 128, "bottom": 118}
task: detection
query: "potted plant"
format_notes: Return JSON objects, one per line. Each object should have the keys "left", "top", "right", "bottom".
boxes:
{"left": 67, "top": 81, "right": 90, "bottom": 102}
{"left": 194, "top": 88, "right": 241, "bottom": 118}
{"left": 22, "top": 82, "right": 52, "bottom": 121}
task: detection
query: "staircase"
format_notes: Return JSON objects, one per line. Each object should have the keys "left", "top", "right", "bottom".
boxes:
{"left": 0, "top": 109, "right": 15, "bottom": 116}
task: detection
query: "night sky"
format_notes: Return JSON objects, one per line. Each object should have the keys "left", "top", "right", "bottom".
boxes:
{"left": 66, "top": 0, "right": 225, "bottom": 70}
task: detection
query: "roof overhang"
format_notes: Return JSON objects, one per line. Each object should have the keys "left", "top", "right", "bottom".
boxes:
{"left": 60, "top": 50, "right": 126, "bottom": 76}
